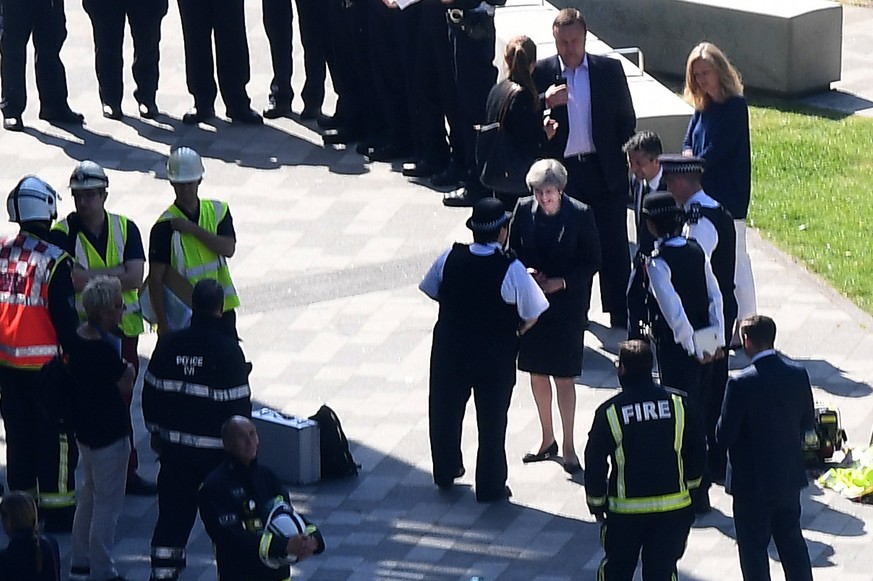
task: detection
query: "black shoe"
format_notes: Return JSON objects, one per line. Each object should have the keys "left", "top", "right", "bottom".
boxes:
{"left": 263, "top": 102, "right": 292, "bottom": 119}
{"left": 366, "top": 143, "right": 414, "bottom": 163}
{"left": 476, "top": 485, "right": 512, "bottom": 503}
{"left": 609, "top": 313, "right": 628, "bottom": 329}
{"left": 322, "top": 128, "right": 359, "bottom": 145}
{"left": 102, "top": 104, "right": 123, "bottom": 120}
{"left": 522, "top": 441, "right": 558, "bottom": 464}
{"left": 126, "top": 474, "right": 158, "bottom": 496}
{"left": 402, "top": 160, "right": 444, "bottom": 179}
{"left": 69, "top": 565, "right": 90, "bottom": 581}
{"left": 3, "top": 116, "right": 23, "bottom": 131}
{"left": 316, "top": 114, "right": 341, "bottom": 130}
{"left": 182, "top": 107, "right": 215, "bottom": 124}
{"left": 431, "top": 166, "right": 464, "bottom": 188}
{"left": 442, "top": 187, "right": 482, "bottom": 208}
{"left": 39, "top": 108, "right": 84, "bottom": 124}
{"left": 229, "top": 109, "right": 263, "bottom": 125}
{"left": 138, "top": 102, "right": 159, "bottom": 119}
{"left": 299, "top": 107, "right": 322, "bottom": 121}
{"left": 563, "top": 461, "right": 582, "bottom": 474}
{"left": 435, "top": 467, "right": 466, "bottom": 490}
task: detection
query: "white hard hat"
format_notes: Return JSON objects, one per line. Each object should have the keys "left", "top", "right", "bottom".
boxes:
{"left": 260, "top": 499, "right": 309, "bottom": 569}
{"left": 7, "top": 176, "right": 59, "bottom": 223}
{"left": 167, "top": 147, "right": 204, "bottom": 183}
{"left": 69, "top": 160, "right": 109, "bottom": 191}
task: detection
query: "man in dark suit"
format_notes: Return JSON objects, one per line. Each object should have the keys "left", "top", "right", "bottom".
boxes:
{"left": 716, "top": 314, "right": 815, "bottom": 581}
{"left": 532, "top": 8, "right": 636, "bottom": 328}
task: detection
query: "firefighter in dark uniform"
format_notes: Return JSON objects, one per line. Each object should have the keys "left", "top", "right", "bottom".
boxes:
{"left": 0, "top": 0, "right": 83, "bottom": 130}
{"left": 176, "top": 0, "right": 261, "bottom": 124}
{"left": 82, "top": 0, "right": 168, "bottom": 120}
{"left": 642, "top": 191, "right": 724, "bottom": 400}
{"left": 198, "top": 416, "right": 325, "bottom": 581}
{"left": 662, "top": 153, "right": 737, "bottom": 513}
{"left": 142, "top": 279, "right": 253, "bottom": 581}
{"left": 584, "top": 339, "right": 705, "bottom": 581}
{"left": 0, "top": 176, "right": 80, "bottom": 532}
{"left": 420, "top": 198, "right": 548, "bottom": 502}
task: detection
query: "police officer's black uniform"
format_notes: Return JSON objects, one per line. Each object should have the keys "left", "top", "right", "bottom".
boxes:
{"left": 0, "top": 0, "right": 80, "bottom": 127}
{"left": 198, "top": 455, "right": 325, "bottom": 581}
{"left": 142, "top": 313, "right": 252, "bottom": 581}
{"left": 176, "top": 0, "right": 256, "bottom": 119}
{"left": 648, "top": 237, "right": 712, "bottom": 398}
{"left": 82, "top": 0, "right": 168, "bottom": 116}
{"left": 684, "top": 199, "right": 736, "bottom": 489}
{"left": 585, "top": 374, "right": 705, "bottom": 580}
{"left": 441, "top": 0, "right": 503, "bottom": 195}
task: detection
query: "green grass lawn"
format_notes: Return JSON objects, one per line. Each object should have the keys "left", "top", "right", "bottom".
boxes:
{"left": 748, "top": 101, "right": 873, "bottom": 312}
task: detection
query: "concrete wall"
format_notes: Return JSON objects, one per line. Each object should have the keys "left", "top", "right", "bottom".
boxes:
{"left": 552, "top": 0, "right": 842, "bottom": 96}
{"left": 495, "top": 0, "right": 693, "bottom": 151}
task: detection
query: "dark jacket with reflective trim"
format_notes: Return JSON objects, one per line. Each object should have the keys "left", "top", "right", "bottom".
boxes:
{"left": 143, "top": 314, "right": 252, "bottom": 452}
{"left": 198, "top": 456, "right": 295, "bottom": 581}
{"left": 584, "top": 377, "right": 705, "bottom": 514}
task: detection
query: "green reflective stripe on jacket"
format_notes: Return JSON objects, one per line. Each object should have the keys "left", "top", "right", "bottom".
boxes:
{"left": 54, "top": 213, "right": 144, "bottom": 337}
{"left": 605, "top": 404, "right": 626, "bottom": 498}
{"left": 160, "top": 200, "right": 239, "bottom": 311}
{"left": 608, "top": 490, "right": 692, "bottom": 514}
{"left": 672, "top": 394, "right": 687, "bottom": 494}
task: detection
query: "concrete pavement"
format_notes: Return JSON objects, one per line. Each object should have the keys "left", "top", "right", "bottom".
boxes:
{"left": 0, "top": 2, "right": 872, "bottom": 580}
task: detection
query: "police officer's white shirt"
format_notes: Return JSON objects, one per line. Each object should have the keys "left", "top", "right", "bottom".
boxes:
{"left": 647, "top": 236, "right": 725, "bottom": 355}
{"left": 560, "top": 55, "right": 595, "bottom": 158}
{"left": 419, "top": 242, "right": 549, "bottom": 322}
{"left": 681, "top": 189, "right": 720, "bottom": 260}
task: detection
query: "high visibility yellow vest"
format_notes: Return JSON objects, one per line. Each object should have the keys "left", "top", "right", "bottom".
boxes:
{"left": 157, "top": 200, "right": 240, "bottom": 311}
{"left": 53, "top": 213, "right": 145, "bottom": 337}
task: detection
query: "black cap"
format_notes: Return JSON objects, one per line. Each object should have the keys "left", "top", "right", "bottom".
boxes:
{"left": 642, "top": 191, "right": 682, "bottom": 217}
{"left": 659, "top": 153, "right": 705, "bottom": 175}
{"left": 466, "top": 198, "right": 511, "bottom": 232}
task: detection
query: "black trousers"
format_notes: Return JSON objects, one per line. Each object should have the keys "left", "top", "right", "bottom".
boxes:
{"left": 176, "top": 0, "right": 252, "bottom": 115}
{"left": 262, "top": 0, "right": 293, "bottom": 106}
{"left": 150, "top": 445, "right": 224, "bottom": 580}
{"left": 367, "top": 1, "right": 414, "bottom": 148}
{"left": 565, "top": 155, "right": 631, "bottom": 317}
{"left": 733, "top": 492, "right": 813, "bottom": 581}
{"left": 0, "top": 0, "right": 71, "bottom": 117}
{"left": 429, "top": 335, "right": 516, "bottom": 500}
{"left": 326, "top": 0, "right": 374, "bottom": 136}
{"left": 599, "top": 507, "right": 694, "bottom": 581}
{"left": 446, "top": 15, "right": 496, "bottom": 185}
{"left": 0, "top": 367, "right": 77, "bottom": 525}
{"left": 293, "top": 0, "right": 330, "bottom": 111}
{"left": 410, "top": 3, "right": 452, "bottom": 168}
{"left": 83, "top": 0, "right": 167, "bottom": 109}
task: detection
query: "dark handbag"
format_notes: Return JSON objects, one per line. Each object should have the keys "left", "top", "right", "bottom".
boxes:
{"left": 475, "top": 84, "right": 530, "bottom": 196}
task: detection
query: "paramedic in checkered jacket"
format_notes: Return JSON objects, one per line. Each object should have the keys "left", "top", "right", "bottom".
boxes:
{"left": 198, "top": 416, "right": 325, "bottom": 581}
{"left": 142, "top": 279, "right": 252, "bottom": 581}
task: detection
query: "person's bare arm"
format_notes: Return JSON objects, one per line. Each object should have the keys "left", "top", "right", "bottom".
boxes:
{"left": 170, "top": 218, "right": 236, "bottom": 257}
{"left": 148, "top": 262, "right": 170, "bottom": 334}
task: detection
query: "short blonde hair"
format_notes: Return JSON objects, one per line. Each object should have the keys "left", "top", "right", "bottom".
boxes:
{"left": 82, "top": 275, "right": 122, "bottom": 322}
{"left": 526, "top": 159, "right": 568, "bottom": 192}
{"left": 683, "top": 42, "right": 744, "bottom": 110}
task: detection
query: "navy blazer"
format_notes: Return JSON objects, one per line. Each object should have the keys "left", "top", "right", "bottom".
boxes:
{"left": 716, "top": 353, "right": 815, "bottom": 500}
{"left": 532, "top": 53, "right": 636, "bottom": 194}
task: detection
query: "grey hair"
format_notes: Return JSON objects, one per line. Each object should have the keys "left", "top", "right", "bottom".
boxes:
{"left": 82, "top": 275, "right": 122, "bottom": 321}
{"left": 525, "top": 158, "right": 568, "bottom": 191}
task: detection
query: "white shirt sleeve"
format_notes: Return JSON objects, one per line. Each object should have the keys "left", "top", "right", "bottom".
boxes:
{"left": 703, "top": 258, "right": 726, "bottom": 345}
{"left": 419, "top": 249, "right": 451, "bottom": 301}
{"left": 502, "top": 259, "right": 549, "bottom": 322}
{"left": 683, "top": 218, "right": 719, "bottom": 260}
{"left": 647, "top": 256, "right": 695, "bottom": 355}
